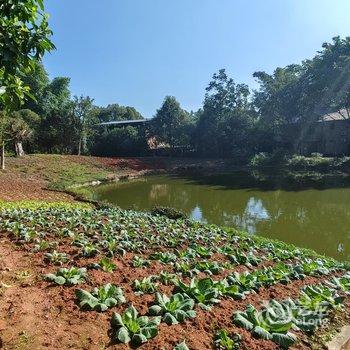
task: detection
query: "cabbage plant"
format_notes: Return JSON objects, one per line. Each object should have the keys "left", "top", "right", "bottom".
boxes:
{"left": 44, "top": 267, "right": 87, "bottom": 285}
{"left": 214, "top": 329, "right": 241, "bottom": 350}
{"left": 233, "top": 304, "right": 297, "bottom": 348}
{"left": 111, "top": 305, "right": 161, "bottom": 345}
{"left": 132, "top": 276, "right": 158, "bottom": 295}
{"left": 149, "top": 292, "right": 196, "bottom": 325}
{"left": 326, "top": 274, "right": 350, "bottom": 293}
{"left": 75, "top": 283, "right": 125, "bottom": 312}
{"left": 44, "top": 250, "right": 69, "bottom": 265}
{"left": 173, "top": 341, "right": 189, "bottom": 350}
{"left": 299, "top": 284, "right": 344, "bottom": 310}
{"left": 176, "top": 278, "right": 220, "bottom": 309}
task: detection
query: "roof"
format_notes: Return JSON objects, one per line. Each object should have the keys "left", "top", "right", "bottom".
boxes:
{"left": 96, "top": 119, "right": 151, "bottom": 126}
{"left": 320, "top": 109, "right": 350, "bottom": 121}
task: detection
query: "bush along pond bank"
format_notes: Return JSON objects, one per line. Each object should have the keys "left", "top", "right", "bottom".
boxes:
{"left": 249, "top": 152, "right": 350, "bottom": 172}
{"left": 0, "top": 201, "right": 349, "bottom": 349}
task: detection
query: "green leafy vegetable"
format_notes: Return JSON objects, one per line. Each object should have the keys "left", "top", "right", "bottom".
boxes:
{"left": 44, "top": 267, "right": 87, "bottom": 285}
{"left": 111, "top": 305, "right": 161, "bottom": 345}
{"left": 75, "top": 283, "right": 125, "bottom": 311}
{"left": 149, "top": 292, "right": 196, "bottom": 325}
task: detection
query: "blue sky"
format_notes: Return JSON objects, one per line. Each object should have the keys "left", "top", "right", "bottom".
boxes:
{"left": 44, "top": 0, "right": 350, "bottom": 117}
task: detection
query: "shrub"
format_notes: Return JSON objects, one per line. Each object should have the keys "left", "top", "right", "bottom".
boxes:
{"left": 151, "top": 206, "right": 188, "bottom": 220}
{"left": 249, "top": 149, "right": 287, "bottom": 167}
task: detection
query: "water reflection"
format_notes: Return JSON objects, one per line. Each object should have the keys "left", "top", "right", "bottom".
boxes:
{"left": 233, "top": 197, "right": 270, "bottom": 234}
{"left": 91, "top": 171, "right": 350, "bottom": 261}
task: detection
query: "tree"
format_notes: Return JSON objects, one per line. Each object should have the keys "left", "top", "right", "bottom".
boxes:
{"left": 20, "top": 61, "right": 50, "bottom": 114}
{"left": 195, "top": 69, "right": 255, "bottom": 157}
{"left": 38, "top": 77, "right": 80, "bottom": 154}
{"left": 12, "top": 109, "right": 41, "bottom": 153}
{"left": 72, "top": 95, "right": 95, "bottom": 155}
{"left": 151, "top": 96, "right": 190, "bottom": 151}
{"left": 7, "top": 117, "right": 33, "bottom": 157}
{"left": 94, "top": 104, "right": 143, "bottom": 123}
{"left": 91, "top": 126, "right": 148, "bottom": 157}
{"left": 0, "top": 0, "right": 54, "bottom": 169}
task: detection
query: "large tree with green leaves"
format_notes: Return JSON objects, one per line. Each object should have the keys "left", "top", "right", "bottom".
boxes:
{"left": 195, "top": 69, "right": 256, "bottom": 157}
{"left": 0, "top": 0, "right": 54, "bottom": 169}
{"left": 151, "top": 96, "right": 191, "bottom": 151}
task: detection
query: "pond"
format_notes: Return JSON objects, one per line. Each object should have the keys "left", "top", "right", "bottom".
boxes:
{"left": 89, "top": 171, "right": 350, "bottom": 261}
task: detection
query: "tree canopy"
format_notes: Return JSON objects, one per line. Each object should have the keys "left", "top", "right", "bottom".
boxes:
{"left": 0, "top": 0, "right": 54, "bottom": 111}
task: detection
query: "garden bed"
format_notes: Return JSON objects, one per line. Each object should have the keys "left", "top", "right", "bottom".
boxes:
{"left": 0, "top": 201, "right": 349, "bottom": 349}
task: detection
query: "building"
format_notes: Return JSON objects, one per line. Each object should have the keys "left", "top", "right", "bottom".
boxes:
{"left": 293, "top": 109, "right": 350, "bottom": 156}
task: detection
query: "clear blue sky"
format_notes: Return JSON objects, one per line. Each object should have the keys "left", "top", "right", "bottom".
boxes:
{"left": 44, "top": 0, "right": 350, "bottom": 117}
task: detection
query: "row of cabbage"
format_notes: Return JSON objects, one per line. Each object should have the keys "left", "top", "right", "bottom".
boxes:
{"left": 1, "top": 205, "right": 350, "bottom": 349}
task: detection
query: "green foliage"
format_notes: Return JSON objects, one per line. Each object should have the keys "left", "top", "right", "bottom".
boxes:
{"left": 149, "top": 292, "right": 196, "bottom": 325}
{"left": 44, "top": 250, "right": 68, "bottom": 265}
{"left": 174, "top": 262, "right": 197, "bottom": 277}
{"left": 286, "top": 154, "right": 346, "bottom": 170}
{"left": 132, "top": 277, "right": 158, "bottom": 295}
{"left": 132, "top": 255, "right": 150, "bottom": 268}
{"left": 75, "top": 283, "right": 125, "bottom": 312}
{"left": 195, "top": 69, "right": 256, "bottom": 158}
{"left": 0, "top": 200, "right": 91, "bottom": 211}
{"left": 154, "top": 271, "right": 178, "bottom": 285}
{"left": 1, "top": 201, "right": 348, "bottom": 349}
{"left": 215, "top": 279, "right": 248, "bottom": 300}
{"left": 149, "top": 251, "right": 177, "bottom": 264}
{"left": 194, "top": 261, "right": 223, "bottom": 275}
{"left": 72, "top": 95, "right": 96, "bottom": 155}
{"left": 299, "top": 284, "right": 344, "bottom": 311}
{"left": 99, "top": 257, "right": 117, "bottom": 272}
{"left": 233, "top": 304, "right": 297, "bottom": 348}
{"left": 151, "top": 96, "right": 191, "bottom": 149}
{"left": 111, "top": 305, "right": 161, "bottom": 345}
{"left": 91, "top": 125, "right": 149, "bottom": 157}
{"left": 249, "top": 149, "right": 288, "bottom": 168}
{"left": 326, "top": 274, "right": 350, "bottom": 293}
{"left": 214, "top": 329, "right": 241, "bottom": 350}
{"left": 173, "top": 341, "right": 190, "bottom": 350}
{"left": 176, "top": 278, "right": 220, "bottom": 309}
{"left": 44, "top": 267, "right": 87, "bottom": 286}
{"left": 151, "top": 206, "right": 188, "bottom": 220}
{"left": 0, "top": 0, "right": 54, "bottom": 111}
{"left": 227, "top": 249, "right": 260, "bottom": 267}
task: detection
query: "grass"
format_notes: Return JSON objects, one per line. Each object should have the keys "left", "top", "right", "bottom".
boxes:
{"left": 5, "top": 154, "right": 113, "bottom": 191}
{"left": 28, "top": 154, "right": 112, "bottom": 190}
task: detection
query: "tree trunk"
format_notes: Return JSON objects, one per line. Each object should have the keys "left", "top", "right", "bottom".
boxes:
{"left": 15, "top": 141, "right": 25, "bottom": 157}
{"left": 1, "top": 141, "right": 4, "bottom": 170}
{"left": 78, "top": 137, "right": 82, "bottom": 156}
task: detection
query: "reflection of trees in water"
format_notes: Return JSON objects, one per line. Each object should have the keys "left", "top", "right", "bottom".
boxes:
{"left": 95, "top": 173, "right": 350, "bottom": 260}
{"left": 149, "top": 184, "right": 169, "bottom": 201}
{"left": 231, "top": 197, "right": 270, "bottom": 234}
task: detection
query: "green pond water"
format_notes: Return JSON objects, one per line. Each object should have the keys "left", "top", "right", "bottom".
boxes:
{"left": 89, "top": 171, "right": 350, "bottom": 261}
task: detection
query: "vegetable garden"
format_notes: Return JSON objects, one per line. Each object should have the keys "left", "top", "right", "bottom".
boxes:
{"left": 0, "top": 202, "right": 349, "bottom": 349}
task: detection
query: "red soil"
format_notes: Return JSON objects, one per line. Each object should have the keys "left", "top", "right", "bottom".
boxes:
{"left": 0, "top": 231, "right": 347, "bottom": 350}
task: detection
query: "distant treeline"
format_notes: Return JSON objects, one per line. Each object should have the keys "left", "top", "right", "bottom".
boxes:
{"left": 2, "top": 36, "right": 350, "bottom": 160}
